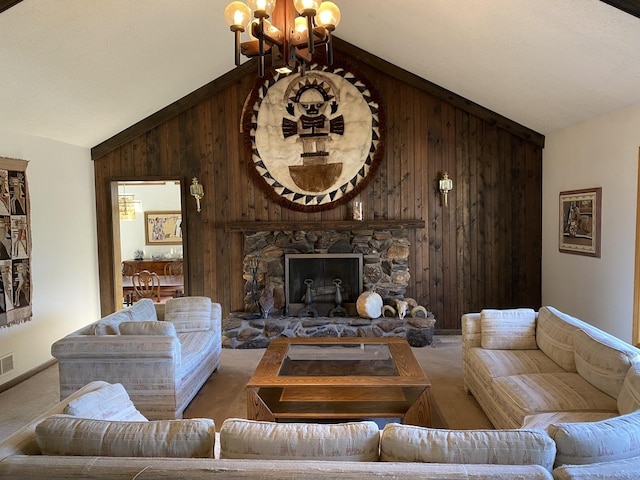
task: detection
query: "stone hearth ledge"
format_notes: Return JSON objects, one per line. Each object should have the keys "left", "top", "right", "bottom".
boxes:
{"left": 222, "top": 313, "right": 436, "bottom": 349}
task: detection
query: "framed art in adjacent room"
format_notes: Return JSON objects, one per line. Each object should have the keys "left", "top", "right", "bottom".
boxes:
{"left": 559, "top": 187, "right": 602, "bottom": 258}
{"left": 144, "top": 211, "right": 182, "bottom": 245}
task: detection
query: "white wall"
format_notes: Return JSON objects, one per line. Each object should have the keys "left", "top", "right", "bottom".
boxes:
{"left": 0, "top": 129, "right": 100, "bottom": 386}
{"left": 542, "top": 103, "right": 640, "bottom": 342}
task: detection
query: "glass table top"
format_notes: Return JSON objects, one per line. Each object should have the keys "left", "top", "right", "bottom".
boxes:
{"left": 278, "top": 342, "right": 399, "bottom": 377}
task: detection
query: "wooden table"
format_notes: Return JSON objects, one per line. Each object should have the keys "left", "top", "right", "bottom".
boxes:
{"left": 246, "top": 337, "right": 431, "bottom": 426}
{"left": 122, "top": 259, "right": 182, "bottom": 276}
{"left": 122, "top": 275, "right": 184, "bottom": 302}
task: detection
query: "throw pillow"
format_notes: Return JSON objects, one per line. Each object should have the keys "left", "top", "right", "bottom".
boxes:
{"left": 548, "top": 410, "right": 640, "bottom": 466}
{"left": 63, "top": 382, "right": 147, "bottom": 422}
{"left": 93, "top": 310, "right": 131, "bottom": 335}
{"left": 164, "top": 296, "right": 212, "bottom": 332}
{"left": 480, "top": 308, "right": 537, "bottom": 350}
{"left": 219, "top": 418, "right": 380, "bottom": 461}
{"left": 380, "top": 423, "right": 556, "bottom": 471}
{"left": 36, "top": 415, "right": 215, "bottom": 458}
{"left": 119, "top": 320, "right": 177, "bottom": 337}
{"left": 125, "top": 298, "right": 158, "bottom": 322}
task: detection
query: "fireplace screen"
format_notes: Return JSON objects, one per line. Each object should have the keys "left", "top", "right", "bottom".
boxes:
{"left": 285, "top": 253, "right": 363, "bottom": 317}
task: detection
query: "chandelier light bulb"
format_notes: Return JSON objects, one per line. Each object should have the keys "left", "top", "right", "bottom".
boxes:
{"left": 294, "top": 16, "right": 308, "bottom": 34}
{"left": 315, "top": 1, "right": 340, "bottom": 29}
{"left": 293, "top": 0, "right": 321, "bottom": 15}
{"left": 224, "top": 2, "right": 252, "bottom": 29}
{"left": 248, "top": 0, "right": 276, "bottom": 16}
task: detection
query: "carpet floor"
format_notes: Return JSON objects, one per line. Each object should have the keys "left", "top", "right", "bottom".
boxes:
{"left": 0, "top": 335, "right": 491, "bottom": 443}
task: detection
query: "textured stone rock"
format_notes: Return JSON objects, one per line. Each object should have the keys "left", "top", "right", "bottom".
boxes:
{"left": 391, "top": 270, "right": 411, "bottom": 285}
{"left": 376, "top": 319, "right": 406, "bottom": 332}
{"left": 383, "top": 242, "right": 410, "bottom": 260}
{"left": 224, "top": 328, "right": 240, "bottom": 338}
{"left": 264, "top": 321, "right": 285, "bottom": 337}
{"left": 238, "top": 327, "right": 262, "bottom": 341}
{"left": 407, "top": 316, "right": 436, "bottom": 328}
{"left": 224, "top": 318, "right": 243, "bottom": 330}
{"left": 241, "top": 338, "right": 271, "bottom": 349}
{"left": 406, "top": 327, "right": 435, "bottom": 347}
{"left": 248, "top": 319, "right": 265, "bottom": 329}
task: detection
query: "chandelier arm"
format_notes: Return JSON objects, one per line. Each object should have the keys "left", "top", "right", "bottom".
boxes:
{"left": 258, "top": 18, "right": 266, "bottom": 77}
{"left": 233, "top": 28, "right": 242, "bottom": 66}
{"left": 326, "top": 30, "right": 333, "bottom": 65}
{"left": 306, "top": 14, "right": 314, "bottom": 54}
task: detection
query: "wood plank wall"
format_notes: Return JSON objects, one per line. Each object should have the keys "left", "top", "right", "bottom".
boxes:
{"left": 93, "top": 40, "right": 543, "bottom": 331}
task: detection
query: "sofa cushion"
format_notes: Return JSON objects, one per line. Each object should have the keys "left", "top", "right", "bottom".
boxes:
{"left": 164, "top": 296, "right": 212, "bottom": 332}
{"left": 119, "top": 320, "right": 177, "bottom": 337}
{"left": 380, "top": 423, "right": 556, "bottom": 471}
{"left": 35, "top": 415, "right": 215, "bottom": 458}
{"left": 573, "top": 328, "right": 640, "bottom": 399}
{"left": 469, "top": 348, "right": 565, "bottom": 380}
{"left": 548, "top": 410, "right": 640, "bottom": 466}
{"left": 93, "top": 310, "right": 131, "bottom": 335}
{"left": 219, "top": 418, "right": 380, "bottom": 461}
{"left": 492, "top": 372, "right": 617, "bottom": 427}
{"left": 177, "top": 332, "right": 215, "bottom": 381}
{"left": 552, "top": 456, "right": 640, "bottom": 480}
{"left": 63, "top": 382, "right": 147, "bottom": 422}
{"left": 521, "top": 411, "right": 618, "bottom": 430}
{"left": 536, "top": 306, "right": 586, "bottom": 372}
{"left": 480, "top": 308, "right": 537, "bottom": 350}
{"left": 618, "top": 362, "right": 640, "bottom": 414}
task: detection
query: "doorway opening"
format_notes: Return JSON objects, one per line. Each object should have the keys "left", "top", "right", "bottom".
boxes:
{"left": 113, "top": 180, "right": 183, "bottom": 306}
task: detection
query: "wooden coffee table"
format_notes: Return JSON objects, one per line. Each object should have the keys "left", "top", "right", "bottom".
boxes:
{"left": 246, "top": 337, "right": 431, "bottom": 426}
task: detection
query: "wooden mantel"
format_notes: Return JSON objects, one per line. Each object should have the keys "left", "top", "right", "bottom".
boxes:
{"left": 223, "top": 219, "right": 425, "bottom": 233}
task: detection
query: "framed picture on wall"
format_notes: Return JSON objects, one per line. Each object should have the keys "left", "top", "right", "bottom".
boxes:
{"left": 144, "top": 211, "right": 182, "bottom": 245}
{"left": 559, "top": 187, "right": 602, "bottom": 258}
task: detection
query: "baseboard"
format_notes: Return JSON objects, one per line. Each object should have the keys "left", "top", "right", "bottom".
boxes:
{"left": 0, "top": 358, "right": 57, "bottom": 394}
{"left": 434, "top": 329, "right": 461, "bottom": 335}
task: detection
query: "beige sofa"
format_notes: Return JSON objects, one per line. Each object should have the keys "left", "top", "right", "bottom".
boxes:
{"left": 0, "top": 381, "right": 556, "bottom": 479}
{"left": 51, "top": 297, "right": 221, "bottom": 420}
{"left": 462, "top": 305, "right": 640, "bottom": 476}
{"left": 462, "top": 306, "right": 640, "bottom": 429}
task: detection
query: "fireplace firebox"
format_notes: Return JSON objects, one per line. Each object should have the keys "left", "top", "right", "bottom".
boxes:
{"left": 285, "top": 253, "right": 363, "bottom": 317}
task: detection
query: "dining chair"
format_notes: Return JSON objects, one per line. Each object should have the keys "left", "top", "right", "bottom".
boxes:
{"left": 131, "top": 270, "right": 161, "bottom": 303}
{"left": 163, "top": 260, "right": 183, "bottom": 276}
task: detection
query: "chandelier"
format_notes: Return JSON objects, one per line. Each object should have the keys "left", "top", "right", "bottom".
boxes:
{"left": 224, "top": 0, "right": 341, "bottom": 77}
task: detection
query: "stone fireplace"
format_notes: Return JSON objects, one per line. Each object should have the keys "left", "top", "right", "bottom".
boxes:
{"left": 222, "top": 228, "right": 435, "bottom": 348}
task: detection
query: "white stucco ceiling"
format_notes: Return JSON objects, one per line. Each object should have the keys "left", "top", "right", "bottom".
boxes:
{"left": 1, "top": 0, "right": 639, "bottom": 148}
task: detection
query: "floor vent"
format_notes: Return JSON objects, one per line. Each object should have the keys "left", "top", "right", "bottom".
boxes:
{"left": 0, "top": 353, "right": 14, "bottom": 375}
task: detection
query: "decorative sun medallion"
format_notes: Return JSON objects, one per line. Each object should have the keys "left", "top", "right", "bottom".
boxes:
{"left": 244, "top": 64, "right": 384, "bottom": 212}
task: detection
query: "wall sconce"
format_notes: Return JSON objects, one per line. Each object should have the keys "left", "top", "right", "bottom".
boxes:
{"left": 190, "top": 177, "right": 204, "bottom": 212}
{"left": 439, "top": 172, "right": 453, "bottom": 207}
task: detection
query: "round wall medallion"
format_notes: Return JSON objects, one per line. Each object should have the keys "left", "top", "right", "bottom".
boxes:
{"left": 244, "top": 64, "right": 384, "bottom": 212}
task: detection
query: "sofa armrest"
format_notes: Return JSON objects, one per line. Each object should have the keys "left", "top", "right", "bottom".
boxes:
{"left": 52, "top": 335, "right": 182, "bottom": 405}
{"left": 52, "top": 334, "right": 181, "bottom": 360}
{"left": 211, "top": 302, "right": 221, "bottom": 331}
{"left": 461, "top": 313, "right": 482, "bottom": 350}
{"left": 0, "top": 381, "right": 109, "bottom": 462}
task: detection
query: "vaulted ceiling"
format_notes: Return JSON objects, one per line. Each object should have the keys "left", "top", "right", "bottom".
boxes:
{"left": 1, "top": 0, "right": 639, "bottom": 149}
